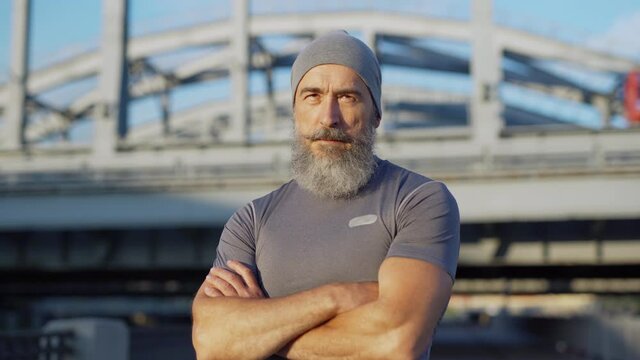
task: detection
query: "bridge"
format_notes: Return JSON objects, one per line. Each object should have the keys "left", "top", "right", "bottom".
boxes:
{"left": 1, "top": 2, "right": 640, "bottom": 359}
{"left": 1, "top": 0, "right": 640, "bottom": 299}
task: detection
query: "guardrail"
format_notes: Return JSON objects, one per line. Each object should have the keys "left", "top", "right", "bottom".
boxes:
{"left": 0, "top": 330, "right": 73, "bottom": 360}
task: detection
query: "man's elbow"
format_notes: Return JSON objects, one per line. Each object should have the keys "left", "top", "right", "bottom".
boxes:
{"left": 192, "top": 300, "right": 232, "bottom": 360}
{"left": 192, "top": 323, "right": 211, "bottom": 360}
{"left": 192, "top": 314, "right": 220, "bottom": 360}
{"left": 398, "top": 336, "right": 433, "bottom": 360}
{"left": 372, "top": 322, "right": 433, "bottom": 360}
{"left": 380, "top": 332, "right": 426, "bottom": 360}
{"left": 192, "top": 319, "right": 242, "bottom": 360}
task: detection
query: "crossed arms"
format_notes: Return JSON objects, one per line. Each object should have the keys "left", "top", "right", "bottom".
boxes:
{"left": 192, "top": 257, "right": 453, "bottom": 359}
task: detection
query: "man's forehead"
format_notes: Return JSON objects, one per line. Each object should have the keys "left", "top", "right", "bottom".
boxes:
{"left": 297, "top": 64, "right": 368, "bottom": 91}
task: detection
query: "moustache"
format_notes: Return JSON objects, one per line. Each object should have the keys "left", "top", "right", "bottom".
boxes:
{"left": 305, "top": 128, "right": 352, "bottom": 143}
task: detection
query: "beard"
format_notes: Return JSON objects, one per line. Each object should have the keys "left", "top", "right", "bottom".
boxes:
{"left": 291, "top": 124, "right": 377, "bottom": 200}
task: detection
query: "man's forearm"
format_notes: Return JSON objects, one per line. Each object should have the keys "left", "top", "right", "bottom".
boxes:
{"left": 279, "top": 300, "right": 411, "bottom": 360}
{"left": 192, "top": 282, "right": 377, "bottom": 360}
{"left": 193, "top": 284, "right": 338, "bottom": 360}
{"left": 280, "top": 259, "right": 454, "bottom": 360}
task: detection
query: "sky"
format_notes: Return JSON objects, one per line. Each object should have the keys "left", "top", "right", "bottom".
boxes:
{"left": 0, "top": 0, "right": 639, "bottom": 139}
{"left": 0, "top": 0, "right": 639, "bottom": 77}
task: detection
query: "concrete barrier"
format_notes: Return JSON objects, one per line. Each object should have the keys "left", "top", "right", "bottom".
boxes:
{"left": 43, "top": 318, "right": 129, "bottom": 360}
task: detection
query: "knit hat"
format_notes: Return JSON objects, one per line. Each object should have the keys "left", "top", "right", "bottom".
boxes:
{"left": 290, "top": 30, "right": 382, "bottom": 117}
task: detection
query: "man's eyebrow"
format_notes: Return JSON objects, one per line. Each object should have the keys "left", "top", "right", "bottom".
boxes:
{"left": 298, "top": 87, "right": 323, "bottom": 95}
{"left": 298, "top": 87, "right": 363, "bottom": 97}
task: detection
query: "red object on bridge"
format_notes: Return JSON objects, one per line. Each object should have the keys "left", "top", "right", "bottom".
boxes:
{"left": 625, "top": 71, "right": 640, "bottom": 123}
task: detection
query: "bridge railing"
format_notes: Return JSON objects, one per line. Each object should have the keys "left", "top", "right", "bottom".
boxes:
{"left": 0, "top": 329, "right": 73, "bottom": 360}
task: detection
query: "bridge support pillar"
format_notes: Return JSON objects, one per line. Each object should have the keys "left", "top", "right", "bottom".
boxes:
{"left": 471, "top": 0, "right": 502, "bottom": 156}
{"left": 4, "top": 0, "right": 30, "bottom": 151}
{"left": 264, "top": 65, "right": 278, "bottom": 138}
{"left": 93, "top": 0, "right": 129, "bottom": 159}
{"left": 226, "top": 0, "right": 250, "bottom": 143}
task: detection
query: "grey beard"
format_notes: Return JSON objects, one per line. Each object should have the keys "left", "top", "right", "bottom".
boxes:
{"left": 291, "top": 125, "right": 377, "bottom": 199}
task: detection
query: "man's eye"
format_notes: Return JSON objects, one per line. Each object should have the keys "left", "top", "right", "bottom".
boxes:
{"left": 305, "top": 94, "right": 319, "bottom": 101}
{"left": 339, "top": 95, "right": 356, "bottom": 103}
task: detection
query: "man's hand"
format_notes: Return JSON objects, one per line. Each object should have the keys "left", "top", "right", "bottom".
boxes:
{"left": 204, "top": 260, "right": 378, "bottom": 314}
{"left": 192, "top": 262, "right": 377, "bottom": 360}
{"left": 204, "top": 260, "right": 264, "bottom": 298}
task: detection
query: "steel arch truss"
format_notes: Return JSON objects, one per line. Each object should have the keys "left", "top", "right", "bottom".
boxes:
{"left": 0, "top": 0, "right": 638, "bottom": 153}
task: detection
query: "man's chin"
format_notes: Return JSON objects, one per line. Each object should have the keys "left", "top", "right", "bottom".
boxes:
{"left": 311, "top": 148, "right": 346, "bottom": 160}
{"left": 311, "top": 142, "right": 350, "bottom": 158}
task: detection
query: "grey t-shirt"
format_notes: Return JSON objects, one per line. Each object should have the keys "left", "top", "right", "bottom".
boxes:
{"left": 214, "top": 158, "right": 460, "bottom": 294}
{"left": 212, "top": 158, "right": 460, "bottom": 357}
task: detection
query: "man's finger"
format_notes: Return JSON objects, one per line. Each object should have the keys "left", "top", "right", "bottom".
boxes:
{"left": 209, "top": 267, "right": 249, "bottom": 296}
{"left": 205, "top": 274, "right": 223, "bottom": 288}
{"left": 203, "top": 286, "right": 223, "bottom": 298}
{"left": 226, "top": 261, "right": 260, "bottom": 288}
{"left": 227, "top": 261, "right": 264, "bottom": 297}
{"left": 210, "top": 275, "right": 240, "bottom": 296}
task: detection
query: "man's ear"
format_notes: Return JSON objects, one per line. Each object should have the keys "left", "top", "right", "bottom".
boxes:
{"left": 374, "top": 115, "right": 381, "bottom": 128}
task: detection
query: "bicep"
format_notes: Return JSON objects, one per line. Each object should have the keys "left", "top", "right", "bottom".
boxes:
{"left": 377, "top": 257, "right": 453, "bottom": 348}
{"left": 389, "top": 181, "right": 460, "bottom": 281}
{"left": 212, "top": 203, "right": 257, "bottom": 270}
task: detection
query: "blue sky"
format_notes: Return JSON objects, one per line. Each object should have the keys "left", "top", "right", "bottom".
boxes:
{"left": 495, "top": 0, "right": 639, "bottom": 33}
{"left": 0, "top": 0, "right": 639, "bottom": 137}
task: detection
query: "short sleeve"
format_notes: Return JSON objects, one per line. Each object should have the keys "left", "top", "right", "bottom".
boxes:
{"left": 387, "top": 181, "right": 460, "bottom": 280}
{"left": 212, "top": 203, "right": 258, "bottom": 273}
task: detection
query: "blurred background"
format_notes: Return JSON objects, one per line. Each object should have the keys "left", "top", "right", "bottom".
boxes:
{"left": 1, "top": 0, "right": 639, "bottom": 359}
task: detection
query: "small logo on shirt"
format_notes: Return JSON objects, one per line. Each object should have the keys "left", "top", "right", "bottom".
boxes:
{"left": 348, "top": 214, "right": 378, "bottom": 228}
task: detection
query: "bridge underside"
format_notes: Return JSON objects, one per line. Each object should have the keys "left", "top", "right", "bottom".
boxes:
{"left": 1, "top": 168, "right": 640, "bottom": 229}
{"left": 1, "top": 219, "right": 639, "bottom": 298}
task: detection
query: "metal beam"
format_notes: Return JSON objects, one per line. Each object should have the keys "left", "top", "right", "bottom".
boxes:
{"left": 252, "top": 38, "right": 278, "bottom": 137}
{"left": 25, "top": 50, "right": 234, "bottom": 142}
{"left": 497, "top": 27, "right": 637, "bottom": 73}
{"left": 3, "top": 0, "right": 30, "bottom": 150}
{"left": 126, "top": 91, "right": 292, "bottom": 143}
{"left": 25, "top": 92, "right": 97, "bottom": 142}
{"left": 127, "top": 22, "right": 230, "bottom": 59}
{"left": 0, "top": 10, "right": 636, "bottom": 98}
{"left": 124, "top": 86, "right": 469, "bottom": 144}
{"left": 127, "top": 98, "right": 232, "bottom": 142}
{"left": 93, "top": 0, "right": 129, "bottom": 158}
{"left": 225, "top": 0, "right": 250, "bottom": 142}
{"left": 470, "top": 0, "right": 502, "bottom": 151}
{"left": 25, "top": 52, "right": 99, "bottom": 95}
{"left": 249, "top": 12, "right": 472, "bottom": 41}
{"left": 128, "top": 49, "right": 233, "bottom": 98}
{"left": 23, "top": 22, "right": 229, "bottom": 95}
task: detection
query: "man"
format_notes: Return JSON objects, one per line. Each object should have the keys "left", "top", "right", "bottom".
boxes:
{"left": 192, "top": 30, "right": 460, "bottom": 360}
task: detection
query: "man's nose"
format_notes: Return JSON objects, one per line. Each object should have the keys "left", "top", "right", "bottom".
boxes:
{"left": 319, "top": 97, "right": 341, "bottom": 128}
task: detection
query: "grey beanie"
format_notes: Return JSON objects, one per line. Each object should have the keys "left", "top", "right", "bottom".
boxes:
{"left": 291, "top": 30, "right": 382, "bottom": 117}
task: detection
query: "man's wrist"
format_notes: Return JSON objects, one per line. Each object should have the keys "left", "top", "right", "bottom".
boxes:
{"left": 315, "top": 283, "right": 345, "bottom": 316}
{"left": 321, "top": 282, "right": 378, "bottom": 315}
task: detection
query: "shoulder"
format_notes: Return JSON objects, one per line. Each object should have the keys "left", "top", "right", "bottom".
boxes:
{"left": 373, "top": 159, "right": 458, "bottom": 220}
{"left": 243, "top": 179, "right": 306, "bottom": 228}
{"left": 251, "top": 180, "right": 297, "bottom": 213}
{"left": 378, "top": 159, "right": 453, "bottom": 200}
{"left": 226, "top": 180, "right": 297, "bottom": 232}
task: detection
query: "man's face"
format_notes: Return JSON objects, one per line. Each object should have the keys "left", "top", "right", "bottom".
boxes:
{"left": 290, "top": 64, "right": 380, "bottom": 199}
{"left": 293, "top": 64, "right": 379, "bottom": 159}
